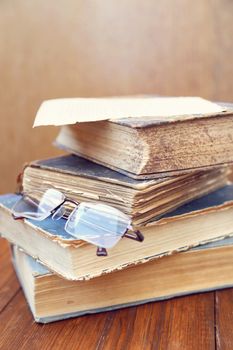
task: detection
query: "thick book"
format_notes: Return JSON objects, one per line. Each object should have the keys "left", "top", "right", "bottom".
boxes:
{"left": 12, "top": 237, "right": 233, "bottom": 323}
{"left": 1, "top": 186, "right": 233, "bottom": 280}
{"left": 34, "top": 96, "right": 233, "bottom": 179}
{"left": 22, "top": 155, "right": 229, "bottom": 226}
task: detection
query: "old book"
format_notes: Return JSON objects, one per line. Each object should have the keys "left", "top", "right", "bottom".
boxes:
{"left": 1, "top": 186, "right": 233, "bottom": 280}
{"left": 13, "top": 237, "right": 233, "bottom": 323}
{"left": 22, "top": 155, "right": 229, "bottom": 226}
{"left": 34, "top": 97, "right": 233, "bottom": 179}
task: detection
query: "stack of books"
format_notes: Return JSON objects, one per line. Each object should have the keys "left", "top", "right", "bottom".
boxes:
{"left": 1, "top": 96, "right": 233, "bottom": 323}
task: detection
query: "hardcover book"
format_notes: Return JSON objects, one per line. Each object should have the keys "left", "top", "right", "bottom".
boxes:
{"left": 33, "top": 96, "right": 233, "bottom": 179}
{"left": 22, "top": 155, "right": 229, "bottom": 226}
{"left": 12, "top": 237, "right": 233, "bottom": 323}
{"left": 1, "top": 186, "right": 233, "bottom": 280}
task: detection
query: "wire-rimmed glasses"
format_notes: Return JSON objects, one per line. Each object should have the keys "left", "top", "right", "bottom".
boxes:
{"left": 11, "top": 189, "right": 144, "bottom": 256}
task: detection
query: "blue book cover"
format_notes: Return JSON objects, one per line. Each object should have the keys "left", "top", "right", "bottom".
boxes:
{"left": 12, "top": 236, "right": 233, "bottom": 323}
{"left": 1, "top": 185, "right": 233, "bottom": 281}
{"left": 1, "top": 184, "right": 233, "bottom": 242}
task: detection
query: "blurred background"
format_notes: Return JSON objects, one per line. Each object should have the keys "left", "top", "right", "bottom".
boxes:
{"left": 0, "top": 0, "right": 232, "bottom": 193}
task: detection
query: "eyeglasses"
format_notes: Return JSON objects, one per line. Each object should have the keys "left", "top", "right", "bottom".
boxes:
{"left": 11, "top": 189, "right": 144, "bottom": 256}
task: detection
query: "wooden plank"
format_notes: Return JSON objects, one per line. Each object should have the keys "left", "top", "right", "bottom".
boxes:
{"left": 0, "top": 289, "right": 113, "bottom": 350}
{"left": 0, "top": 238, "right": 20, "bottom": 312}
{"left": 0, "top": 288, "right": 215, "bottom": 350}
{"left": 99, "top": 293, "right": 215, "bottom": 350}
{"left": 215, "top": 289, "right": 233, "bottom": 350}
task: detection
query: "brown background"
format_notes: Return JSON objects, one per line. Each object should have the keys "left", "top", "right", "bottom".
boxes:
{"left": 0, "top": 0, "right": 233, "bottom": 193}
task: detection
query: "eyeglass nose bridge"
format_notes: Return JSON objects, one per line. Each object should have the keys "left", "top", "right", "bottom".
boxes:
{"left": 52, "top": 204, "right": 67, "bottom": 221}
{"left": 51, "top": 197, "right": 80, "bottom": 221}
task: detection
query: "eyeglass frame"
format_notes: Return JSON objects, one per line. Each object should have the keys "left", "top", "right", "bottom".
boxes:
{"left": 12, "top": 192, "right": 144, "bottom": 257}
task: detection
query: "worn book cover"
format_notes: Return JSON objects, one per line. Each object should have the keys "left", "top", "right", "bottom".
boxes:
{"left": 22, "top": 155, "right": 229, "bottom": 225}
{"left": 34, "top": 96, "right": 226, "bottom": 126}
{"left": 12, "top": 237, "right": 233, "bottom": 323}
{"left": 1, "top": 186, "right": 233, "bottom": 280}
{"left": 33, "top": 96, "right": 233, "bottom": 178}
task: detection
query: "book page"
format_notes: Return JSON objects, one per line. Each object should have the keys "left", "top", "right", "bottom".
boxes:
{"left": 33, "top": 97, "right": 226, "bottom": 127}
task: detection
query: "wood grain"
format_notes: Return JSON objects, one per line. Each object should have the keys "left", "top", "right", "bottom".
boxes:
{"left": 0, "top": 0, "right": 233, "bottom": 192}
{"left": 99, "top": 295, "right": 215, "bottom": 350}
{"left": 0, "top": 284, "right": 216, "bottom": 350}
{"left": 215, "top": 289, "right": 233, "bottom": 350}
{"left": 0, "top": 239, "right": 20, "bottom": 312}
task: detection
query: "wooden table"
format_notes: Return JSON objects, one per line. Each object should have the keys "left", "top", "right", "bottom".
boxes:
{"left": 0, "top": 238, "right": 232, "bottom": 350}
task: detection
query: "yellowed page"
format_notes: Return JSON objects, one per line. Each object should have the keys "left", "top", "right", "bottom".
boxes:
{"left": 33, "top": 96, "right": 225, "bottom": 127}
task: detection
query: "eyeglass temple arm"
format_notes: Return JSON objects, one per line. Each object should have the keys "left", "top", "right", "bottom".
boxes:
{"left": 96, "top": 247, "right": 108, "bottom": 257}
{"left": 96, "top": 229, "right": 144, "bottom": 257}
{"left": 12, "top": 214, "right": 24, "bottom": 220}
{"left": 123, "top": 229, "right": 144, "bottom": 242}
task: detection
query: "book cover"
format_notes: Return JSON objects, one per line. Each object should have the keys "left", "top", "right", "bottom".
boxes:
{"left": 1, "top": 186, "right": 233, "bottom": 280}
{"left": 33, "top": 97, "right": 227, "bottom": 127}
{"left": 22, "top": 155, "right": 229, "bottom": 225}
{"left": 40, "top": 97, "right": 233, "bottom": 178}
{"left": 12, "top": 237, "right": 233, "bottom": 323}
